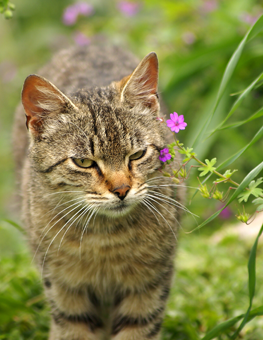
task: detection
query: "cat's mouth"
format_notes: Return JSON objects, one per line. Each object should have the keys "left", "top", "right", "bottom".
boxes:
{"left": 100, "top": 201, "right": 136, "bottom": 217}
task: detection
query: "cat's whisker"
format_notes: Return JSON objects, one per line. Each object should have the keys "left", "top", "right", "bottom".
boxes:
{"left": 143, "top": 197, "right": 177, "bottom": 240}
{"left": 145, "top": 194, "right": 176, "bottom": 217}
{"left": 42, "top": 196, "right": 85, "bottom": 220}
{"left": 141, "top": 200, "right": 161, "bottom": 225}
{"left": 147, "top": 184, "right": 198, "bottom": 189}
{"left": 37, "top": 198, "right": 85, "bottom": 243}
{"left": 57, "top": 204, "right": 89, "bottom": 253}
{"left": 79, "top": 205, "right": 97, "bottom": 258}
{"left": 41, "top": 202, "right": 84, "bottom": 278}
{"left": 146, "top": 176, "right": 172, "bottom": 182}
{"left": 147, "top": 190, "right": 198, "bottom": 217}
{"left": 92, "top": 206, "right": 101, "bottom": 227}
{"left": 44, "top": 191, "right": 83, "bottom": 197}
{"left": 145, "top": 194, "right": 182, "bottom": 229}
{"left": 32, "top": 199, "right": 85, "bottom": 264}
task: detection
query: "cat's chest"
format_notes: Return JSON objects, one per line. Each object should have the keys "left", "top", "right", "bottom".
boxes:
{"left": 47, "top": 224, "right": 169, "bottom": 292}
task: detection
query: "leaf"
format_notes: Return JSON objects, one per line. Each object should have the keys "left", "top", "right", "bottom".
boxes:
{"left": 192, "top": 14, "right": 263, "bottom": 148}
{"left": 202, "top": 226, "right": 263, "bottom": 340}
{"left": 3, "top": 219, "right": 25, "bottom": 234}
{"left": 238, "top": 178, "right": 263, "bottom": 203}
{"left": 252, "top": 197, "right": 263, "bottom": 211}
{"left": 198, "top": 158, "right": 217, "bottom": 176}
{"left": 209, "top": 72, "right": 263, "bottom": 136}
{"left": 230, "top": 224, "right": 263, "bottom": 339}
{"left": 217, "top": 125, "right": 263, "bottom": 171}
{"left": 178, "top": 147, "right": 196, "bottom": 162}
{"left": 188, "top": 161, "right": 263, "bottom": 233}
{"left": 214, "top": 169, "right": 237, "bottom": 183}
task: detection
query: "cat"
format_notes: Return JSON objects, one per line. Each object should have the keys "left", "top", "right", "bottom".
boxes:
{"left": 13, "top": 44, "right": 185, "bottom": 340}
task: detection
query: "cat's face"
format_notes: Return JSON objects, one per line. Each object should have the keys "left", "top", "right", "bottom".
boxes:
{"left": 23, "top": 52, "right": 165, "bottom": 218}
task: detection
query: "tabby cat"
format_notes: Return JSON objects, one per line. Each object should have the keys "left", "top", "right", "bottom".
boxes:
{"left": 13, "top": 45, "right": 185, "bottom": 340}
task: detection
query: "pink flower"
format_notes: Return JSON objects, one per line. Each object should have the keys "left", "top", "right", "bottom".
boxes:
{"left": 166, "top": 112, "right": 187, "bottom": 133}
{"left": 201, "top": 0, "right": 218, "bottom": 13}
{"left": 182, "top": 32, "right": 196, "bottom": 45}
{"left": 118, "top": 1, "right": 140, "bottom": 17}
{"left": 74, "top": 31, "right": 90, "bottom": 46}
{"left": 239, "top": 12, "right": 260, "bottom": 25}
{"left": 219, "top": 206, "right": 232, "bottom": 219}
{"left": 159, "top": 148, "right": 171, "bottom": 162}
{"left": 63, "top": 2, "right": 94, "bottom": 26}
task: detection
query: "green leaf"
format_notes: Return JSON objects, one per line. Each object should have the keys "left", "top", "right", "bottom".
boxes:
{"left": 198, "top": 158, "right": 217, "bottom": 176}
{"left": 209, "top": 72, "right": 263, "bottom": 136}
{"left": 189, "top": 161, "right": 263, "bottom": 232}
{"left": 230, "top": 224, "right": 263, "bottom": 339}
{"left": 202, "top": 226, "right": 263, "bottom": 340}
{"left": 192, "top": 14, "right": 263, "bottom": 148}
{"left": 178, "top": 147, "right": 196, "bottom": 162}
{"left": 3, "top": 219, "right": 25, "bottom": 234}
{"left": 210, "top": 106, "right": 263, "bottom": 132}
{"left": 252, "top": 197, "right": 263, "bottom": 211}
{"left": 238, "top": 178, "right": 263, "bottom": 203}
{"left": 217, "top": 125, "right": 263, "bottom": 171}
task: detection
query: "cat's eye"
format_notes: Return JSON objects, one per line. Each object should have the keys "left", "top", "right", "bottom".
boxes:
{"left": 129, "top": 149, "right": 146, "bottom": 161}
{"left": 73, "top": 158, "right": 94, "bottom": 168}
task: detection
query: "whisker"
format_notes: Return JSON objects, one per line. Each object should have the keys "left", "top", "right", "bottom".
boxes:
{"left": 32, "top": 199, "right": 85, "bottom": 264}
{"left": 143, "top": 197, "right": 177, "bottom": 240}
{"left": 141, "top": 200, "right": 161, "bottom": 225}
{"left": 57, "top": 204, "right": 89, "bottom": 253}
{"left": 146, "top": 194, "right": 181, "bottom": 227}
{"left": 44, "top": 191, "right": 83, "bottom": 197}
{"left": 40, "top": 202, "right": 84, "bottom": 278}
{"left": 147, "top": 190, "right": 197, "bottom": 217}
{"left": 79, "top": 206, "right": 97, "bottom": 258}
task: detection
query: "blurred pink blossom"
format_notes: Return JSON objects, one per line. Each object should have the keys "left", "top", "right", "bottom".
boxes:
{"left": 74, "top": 31, "right": 90, "bottom": 46}
{"left": 63, "top": 2, "right": 94, "bottom": 26}
{"left": 182, "top": 32, "right": 196, "bottom": 45}
{"left": 118, "top": 1, "right": 140, "bottom": 17}
{"left": 219, "top": 206, "right": 232, "bottom": 219}
{"left": 239, "top": 12, "right": 260, "bottom": 25}
{"left": 201, "top": 0, "right": 218, "bottom": 13}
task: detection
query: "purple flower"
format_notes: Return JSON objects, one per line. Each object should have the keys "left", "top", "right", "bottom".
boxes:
{"left": 166, "top": 112, "right": 187, "bottom": 133}
{"left": 74, "top": 31, "right": 90, "bottom": 46}
{"left": 219, "top": 206, "right": 232, "bottom": 219}
{"left": 63, "top": 2, "right": 94, "bottom": 26}
{"left": 159, "top": 148, "right": 171, "bottom": 162}
{"left": 118, "top": 1, "right": 140, "bottom": 17}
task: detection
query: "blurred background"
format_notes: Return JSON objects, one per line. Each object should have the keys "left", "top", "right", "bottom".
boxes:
{"left": 1, "top": 0, "right": 263, "bottom": 339}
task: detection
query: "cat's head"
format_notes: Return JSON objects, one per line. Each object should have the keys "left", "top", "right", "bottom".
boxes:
{"left": 22, "top": 52, "right": 166, "bottom": 218}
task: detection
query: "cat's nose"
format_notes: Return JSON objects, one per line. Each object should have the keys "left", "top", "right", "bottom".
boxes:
{"left": 112, "top": 185, "right": 130, "bottom": 200}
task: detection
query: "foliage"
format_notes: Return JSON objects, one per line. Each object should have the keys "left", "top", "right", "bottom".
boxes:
{"left": 0, "top": 0, "right": 15, "bottom": 18}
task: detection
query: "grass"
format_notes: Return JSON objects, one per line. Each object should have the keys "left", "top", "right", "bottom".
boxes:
{"left": 0, "top": 221, "right": 262, "bottom": 339}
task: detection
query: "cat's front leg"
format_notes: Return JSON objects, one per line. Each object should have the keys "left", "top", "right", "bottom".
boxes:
{"left": 45, "top": 279, "right": 104, "bottom": 340}
{"left": 111, "top": 275, "right": 172, "bottom": 340}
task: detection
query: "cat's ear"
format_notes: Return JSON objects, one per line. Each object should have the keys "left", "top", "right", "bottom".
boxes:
{"left": 22, "top": 74, "right": 77, "bottom": 135}
{"left": 118, "top": 52, "right": 159, "bottom": 113}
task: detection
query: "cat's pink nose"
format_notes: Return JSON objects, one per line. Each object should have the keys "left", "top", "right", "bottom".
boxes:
{"left": 112, "top": 185, "right": 130, "bottom": 200}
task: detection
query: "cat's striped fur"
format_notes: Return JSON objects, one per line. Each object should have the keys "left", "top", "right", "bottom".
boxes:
{"left": 13, "top": 45, "right": 185, "bottom": 340}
